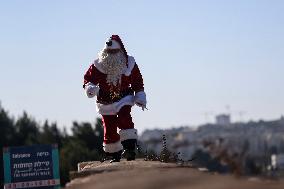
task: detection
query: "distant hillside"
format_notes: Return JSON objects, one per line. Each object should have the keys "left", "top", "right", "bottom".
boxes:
{"left": 139, "top": 117, "right": 284, "bottom": 176}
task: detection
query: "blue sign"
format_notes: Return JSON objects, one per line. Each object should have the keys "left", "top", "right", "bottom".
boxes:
{"left": 3, "top": 144, "right": 60, "bottom": 189}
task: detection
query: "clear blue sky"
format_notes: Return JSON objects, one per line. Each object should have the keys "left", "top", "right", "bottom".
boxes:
{"left": 0, "top": 0, "right": 283, "bottom": 132}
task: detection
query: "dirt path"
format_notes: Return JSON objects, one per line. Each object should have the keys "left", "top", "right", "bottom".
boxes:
{"left": 65, "top": 160, "right": 284, "bottom": 189}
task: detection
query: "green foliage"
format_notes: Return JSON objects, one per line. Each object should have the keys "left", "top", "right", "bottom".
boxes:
{"left": 40, "top": 121, "right": 64, "bottom": 148}
{"left": 59, "top": 138, "right": 101, "bottom": 185}
{"left": 71, "top": 120, "right": 103, "bottom": 152}
{"left": 0, "top": 106, "right": 15, "bottom": 146}
{"left": 14, "top": 112, "right": 40, "bottom": 145}
{"left": 0, "top": 103, "right": 104, "bottom": 187}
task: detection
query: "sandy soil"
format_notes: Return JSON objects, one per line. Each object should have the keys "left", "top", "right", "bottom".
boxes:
{"left": 65, "top": 159, "right": 284, "bottom": 189}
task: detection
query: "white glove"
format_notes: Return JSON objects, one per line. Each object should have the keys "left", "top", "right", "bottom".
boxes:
{"left": 85, "top": 82, "right": 100, "bottom": 98}
{"left": 134, "top": 91, "right": 147, "bottom": 110}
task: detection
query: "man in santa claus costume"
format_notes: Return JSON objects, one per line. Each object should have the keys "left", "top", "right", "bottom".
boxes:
{"left": 83, "top": 35, "right": 147, "bottom": 163}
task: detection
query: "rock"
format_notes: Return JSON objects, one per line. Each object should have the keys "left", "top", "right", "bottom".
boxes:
{"left": 65, "top": 159, "right": 284, "bottom": 189}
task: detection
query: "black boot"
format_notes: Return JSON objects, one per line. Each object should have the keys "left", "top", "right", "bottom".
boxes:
{"left": 109, "top": 150, "right": 122, "bottom": 163}
{"left": 101, "top": 150, "right": 122, "bottom": 163}
{"left": 121, "top": 139, "right": 136, "bottom": 161}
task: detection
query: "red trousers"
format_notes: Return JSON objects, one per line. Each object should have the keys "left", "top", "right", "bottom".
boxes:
{"left": 102, "top": 105, "right": 134, "bottom": 144}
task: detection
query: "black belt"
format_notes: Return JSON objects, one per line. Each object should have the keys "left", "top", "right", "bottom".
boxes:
{"left": 97, "top": 89, "right": 134, "bottom": 104}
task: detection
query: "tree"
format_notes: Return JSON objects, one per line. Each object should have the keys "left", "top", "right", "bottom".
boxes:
{"left": 40, "top": 120, "right": 64, "bottom": 148}
{"left": 71, "top": 118, "right": 103, "bottom": 152}
{"left": 0, "top": 104, "right": 16, "bottom": 188}
{"left": 14, "top": 112, "right": 40, "bottom": 145}
{"left": 0, "top": 104, "right": 15, "bottom": 146}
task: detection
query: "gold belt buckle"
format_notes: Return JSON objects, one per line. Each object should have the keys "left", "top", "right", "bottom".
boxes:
{"left": 110, "top": 91, "right": 121, "bottom": 100}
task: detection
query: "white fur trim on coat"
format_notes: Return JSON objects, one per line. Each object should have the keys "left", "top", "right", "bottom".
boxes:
{"left": 97, "top": 95, "right": 135, "bottom": 115}
{"left": 103, "top": 141, "right": 123, "bottom": 153}
{"left": 119, "top": 129, "right": 138, "bottom": 141}
{"left": 94, "top": 56, "right": 136, "bottom": 76}
{"left": 124, "top": 56, "right": 136, "bottom": 76}
{"left": 85, "top": 82, "right": 100, "bottom": 98}
{"left": 134, "top": 91, "right": 147, "bottom": 106}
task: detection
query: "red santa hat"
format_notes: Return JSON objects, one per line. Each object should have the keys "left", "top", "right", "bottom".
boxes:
{"left": 105, "top": 35, "right": 128, "bottom": 59}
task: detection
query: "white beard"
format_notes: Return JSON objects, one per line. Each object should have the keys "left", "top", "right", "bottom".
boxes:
{"left": 98, "top": 49, "right": 127, "bottom": 86}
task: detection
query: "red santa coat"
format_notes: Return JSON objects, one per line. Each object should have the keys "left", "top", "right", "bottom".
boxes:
{"left": 83, "top": 56, "right": 145, "bottom": 115}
